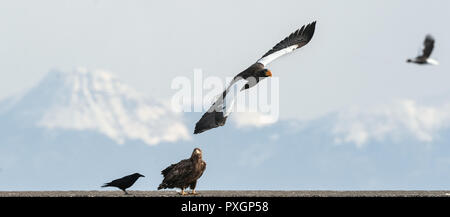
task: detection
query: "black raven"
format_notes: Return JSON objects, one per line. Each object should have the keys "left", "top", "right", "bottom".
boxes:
{"left": 102, "top": 173, "right": 145, "bottom": 195}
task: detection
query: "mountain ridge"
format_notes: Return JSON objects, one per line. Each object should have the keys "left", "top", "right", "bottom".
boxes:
{"left": 0, "top": 68, "right": 190, "bottom": 145}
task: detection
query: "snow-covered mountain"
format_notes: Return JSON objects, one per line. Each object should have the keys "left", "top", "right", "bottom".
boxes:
{"left": 0, "top": 68, "right": 189, "bottom": 146}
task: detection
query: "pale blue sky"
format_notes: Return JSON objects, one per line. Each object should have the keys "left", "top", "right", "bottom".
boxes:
{"left": 2, "top": 1, "right": 450, "bottom": 191}
{"left": 1, "top": 0, "right": 449, "bottom": 120}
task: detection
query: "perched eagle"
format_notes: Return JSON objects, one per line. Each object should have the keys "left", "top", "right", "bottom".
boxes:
{"left": 194, "top": 21, "right": 317, "bottom": 134}
{"left": 407, "top": 34, "right": 439, "bottom": 65}
{"left": 101, "top": 173, "right": 145, "bottom": 195}
{"left": 158, "top": 148, "right": 206, "bottom": 195}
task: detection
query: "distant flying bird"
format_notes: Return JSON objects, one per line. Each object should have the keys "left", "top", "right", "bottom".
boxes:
{"left": 102, "top": 173, "right": 145, "bottom": 195}
{"left": 194, "top": 21, "right": 316, "bottom": 134}
{"left": 158, "top": 148, "right": 206, "bottom": 195}
{"left": 407, "top": 35, "right": 439, "bottom": 65}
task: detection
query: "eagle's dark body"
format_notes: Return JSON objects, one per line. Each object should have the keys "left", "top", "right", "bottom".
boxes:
{"left": 102, "top": 173, "right": 144, "bottom": 194}
{"left": 158, "top": 148, "right": 206, "bottom": 195}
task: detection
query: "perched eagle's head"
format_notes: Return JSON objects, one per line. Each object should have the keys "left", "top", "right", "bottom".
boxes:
{"left": 191, "top": 148, "right": 203, "bottom": 159}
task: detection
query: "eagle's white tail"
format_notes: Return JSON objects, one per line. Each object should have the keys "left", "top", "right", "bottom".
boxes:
{"left": 427, "top": 58, "right": 439, "bottom": 65}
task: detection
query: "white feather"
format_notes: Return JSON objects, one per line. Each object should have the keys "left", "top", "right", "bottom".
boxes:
{"left": 223, "top": 79, "right": 247, "bottom": 117}
{"left": 426, "top": 58, "right": 439, "bottom": 65}
{"left": 257, "top": 44, "right": 299, "bottom": 66}
{"left": 209, "top": 79, "right": 247, "bottom": 117}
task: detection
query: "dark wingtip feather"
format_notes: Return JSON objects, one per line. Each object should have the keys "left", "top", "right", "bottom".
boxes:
{"left": 194, "top": 124, "right": 205, "bottom": 134}
{"left": 260, "top": 20, "right": 317, "bottom": 59}
{"left": 193, "top": 111, "right": 227, "bottom": 134}
{"left": 193, "top": 126, "right": 202, "bottom": 134}
{"left": 304, "top": 21, "right": 317, "bottom": 40}
{"left": 425, "top": 34, "right": 435, "bottom": 43}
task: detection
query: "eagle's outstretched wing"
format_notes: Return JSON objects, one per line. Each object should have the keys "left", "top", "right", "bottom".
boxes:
{"left": 194, "top": 78, "right": 247, "bottom": 134}
{"left": 257, "top": 21, "right": 316, "bottom": 66}
{"left": 420, "top": 34, "right": 435, "bottom": 59}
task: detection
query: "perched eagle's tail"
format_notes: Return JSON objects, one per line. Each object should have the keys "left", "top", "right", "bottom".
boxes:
{"left": 157, "top": 183, "right": 166, "bottom": 190}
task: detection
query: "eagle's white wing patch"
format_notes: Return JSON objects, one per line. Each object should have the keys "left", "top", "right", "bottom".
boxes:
{"left": 222, "top": 79, "right": 247, "bottom": 117}
{"left": 257, "top": 44, "right": 299, "bottom": 67}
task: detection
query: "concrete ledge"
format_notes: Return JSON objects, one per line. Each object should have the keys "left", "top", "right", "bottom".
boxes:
{"left": 1, "top": 190, "right": 450, "bottom": 197}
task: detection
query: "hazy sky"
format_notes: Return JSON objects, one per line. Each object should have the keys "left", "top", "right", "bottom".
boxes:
{"left": 1, "top": 0, "right": 449, "bottom": 120}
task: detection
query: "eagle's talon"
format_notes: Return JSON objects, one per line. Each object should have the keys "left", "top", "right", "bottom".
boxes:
{"left": 179, "top": 189, "right": 187, "bottom": 195}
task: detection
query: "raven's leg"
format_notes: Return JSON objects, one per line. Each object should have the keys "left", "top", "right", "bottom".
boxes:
{"left": 122, "top": 189, "right": 129, "bottom": 195}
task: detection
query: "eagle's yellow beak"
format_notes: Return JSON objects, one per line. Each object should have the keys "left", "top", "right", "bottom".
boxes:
{"left": 266, "top": 70, "right": 272, "bottom": 77}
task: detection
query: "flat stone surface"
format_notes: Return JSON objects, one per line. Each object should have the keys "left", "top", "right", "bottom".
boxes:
{"left": 1, "top": 190, "right": 450, "bottom": 197}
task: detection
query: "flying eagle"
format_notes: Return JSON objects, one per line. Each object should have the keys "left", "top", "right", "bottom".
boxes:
{"left": 101, "top": 173, "right": 145, "bottom": 195}
{"left": 194, "top": 21, "right": 317, "bottom": 134}
{"left": 157, "top": 148, "right": 206, "bottom": 195}
{"left": 407, "top": 34, "right": 439, "bottom": 65}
